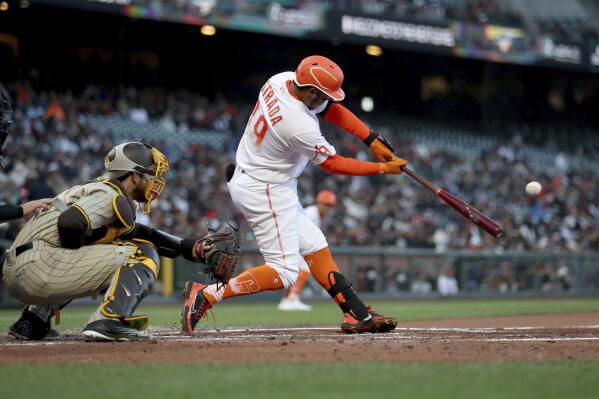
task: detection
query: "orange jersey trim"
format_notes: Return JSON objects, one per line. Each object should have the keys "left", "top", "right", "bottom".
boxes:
{"left": 323, "top": 103, "right": 370, "bottom": 141}
{"left": 319, "top": 155, "right": 379, "bottom": 176}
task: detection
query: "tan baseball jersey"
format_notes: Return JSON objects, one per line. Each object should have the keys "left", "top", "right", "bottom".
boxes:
{"left": 3, "top": 179, "right": 136, "bottom": 305}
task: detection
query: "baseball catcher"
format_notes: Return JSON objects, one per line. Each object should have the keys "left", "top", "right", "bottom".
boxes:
{"left": 3, "top": 141, "right": 240, "bottom": 341}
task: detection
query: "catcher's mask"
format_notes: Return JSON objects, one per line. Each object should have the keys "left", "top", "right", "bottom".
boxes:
{"left": 104, "top": 142, "right": 169, "bottom": 214}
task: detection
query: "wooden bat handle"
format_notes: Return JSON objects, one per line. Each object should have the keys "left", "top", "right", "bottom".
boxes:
{"left": 401, "top": 167, "right": 440, "bottom": 194}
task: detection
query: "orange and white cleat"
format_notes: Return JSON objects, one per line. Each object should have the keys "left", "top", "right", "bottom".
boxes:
{"left": 340, "top": 306, "right": 398, "bottom": 334}
{"left": 181, "top": 281, "right": 212, "bottom": 335}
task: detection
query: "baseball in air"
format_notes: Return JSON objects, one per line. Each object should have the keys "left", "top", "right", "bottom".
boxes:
{"left": 525, "top": 181, "right": 542, "bottom": 196}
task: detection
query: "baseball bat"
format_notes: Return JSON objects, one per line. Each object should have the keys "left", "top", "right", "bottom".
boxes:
{"left": 401, "top": 166, "right": 503, "bottom": 237}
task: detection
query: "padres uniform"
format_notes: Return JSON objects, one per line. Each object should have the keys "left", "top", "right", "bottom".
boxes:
{"left": 3, "top": 141, "right": 210, "bottom": 341}
{"left": 229, "top": 71, "right": 334, "bottom": 288}
{"left": 3, "top": 179, "right": 138, "bottom": 321}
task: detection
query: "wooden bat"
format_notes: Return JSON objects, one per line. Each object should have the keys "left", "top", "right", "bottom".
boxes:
{"left": 401, "top": 167, "right": 503, "bottom": 237}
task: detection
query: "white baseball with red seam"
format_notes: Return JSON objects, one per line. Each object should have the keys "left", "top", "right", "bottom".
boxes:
{"left": 525, "top": 181, "right": 542, "bottom": 196}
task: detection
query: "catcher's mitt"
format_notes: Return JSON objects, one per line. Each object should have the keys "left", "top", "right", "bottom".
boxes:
{"left": 195, "top": 221, "right": 242, "bottom": 285}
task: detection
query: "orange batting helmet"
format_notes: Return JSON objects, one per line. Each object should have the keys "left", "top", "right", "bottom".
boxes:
{"left": 316, "top": 190, "right": 337, "bottom": 206}
{"left": 294, "top": 55, "right": 345, "bottom": 102}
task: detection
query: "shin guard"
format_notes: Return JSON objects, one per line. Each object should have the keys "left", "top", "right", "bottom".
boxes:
{"left": 100, "top": 241, "right": 160, "bottom": 330}
{"left": 326, "top": 271, "right": 370, "bottom": 321}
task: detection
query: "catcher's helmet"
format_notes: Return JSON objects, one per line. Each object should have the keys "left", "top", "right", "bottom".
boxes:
{"left": 316, "top": 190, "right": 337, "bottom": 206}
{"left": 104, "top": 142, "right": 169, "bottom": 214}
{"left": 294, "top": 55, "right": 345, "bottom": 102}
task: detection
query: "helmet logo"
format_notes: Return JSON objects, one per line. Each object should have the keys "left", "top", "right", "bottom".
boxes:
{"left": 294, "top": 55, "right": 345, "bottom": 101}
{"left": 309, "top": 66, "right": 339, "bottom": 90}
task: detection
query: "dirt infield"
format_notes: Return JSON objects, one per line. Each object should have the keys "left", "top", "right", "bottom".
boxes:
{"left": 1, "top": 313, "right": 598, "bottom": 363}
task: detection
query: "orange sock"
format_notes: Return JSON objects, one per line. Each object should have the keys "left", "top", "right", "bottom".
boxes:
{"left": 203, "top": 265, "right": 284, "bottom": 304}
{"left": 304, "top": 247, "right": 340, "bottom": 291}
{"left": 305, "top": 247, "right": 370, "bottom": 319}
{"left": 285, "top": 269, "right": 310, "bottom": 300}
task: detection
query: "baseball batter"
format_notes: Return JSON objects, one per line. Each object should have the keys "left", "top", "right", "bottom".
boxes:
{"left": 3, "top": 142, "right": 224, "bottom": 341}
{"left": 182, "top": 55, "right": 407, "bottom": 334}
{"left": 278, "top": 190, "right": 337, "bottom": 311}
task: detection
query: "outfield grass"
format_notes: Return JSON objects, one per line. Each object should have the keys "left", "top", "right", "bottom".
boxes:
{"left": 1, "top": 361, "right": 599, "bottom": 399}
{"left": 1, "top": 297, "right": 598, "bottom": 331}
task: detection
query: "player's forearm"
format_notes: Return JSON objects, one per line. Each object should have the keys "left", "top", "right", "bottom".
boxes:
{"left": 322, "top": 103, "right": 371, "bottom": 141}
{"left": 127, "top": 224, "right": 196, "bottom": 260}
{"left": 319, "top": 155, "right": 380, "bottom": 176}
{"left": 0, "top": 204, "right": 23, "bottom": 223}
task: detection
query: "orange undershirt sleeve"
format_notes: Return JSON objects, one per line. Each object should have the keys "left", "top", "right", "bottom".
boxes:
{"left": 322, "top": 103, "right": 371, "bottom": 141}
{"left": 319, "top": 155, "right": 380, "bottom": 176}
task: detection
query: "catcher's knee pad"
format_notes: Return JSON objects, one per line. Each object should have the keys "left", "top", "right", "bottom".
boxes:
{"left": 100, "top": 241, "right": 160, "bottom": 329}
{"left": 130, "top": 240, "right": 160, "bottom": 270}
{"left": 326, "top": 272, "right": 369, "bottom": 321}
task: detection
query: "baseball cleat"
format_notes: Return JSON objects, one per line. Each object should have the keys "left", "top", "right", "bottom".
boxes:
{"left": 278, "top": 298, "right": 312, "bottom": 311}
{"left": 9, "top": 310, "right": 60, "bottom": 341}
{"left": 340, "top": 306, "right": 398, "bottom": 334}
{"left": 82, "top": 319, "right": 151, "bottom": 342}
{"left": 181, "top": 281, "right": 212, "bottom": 335}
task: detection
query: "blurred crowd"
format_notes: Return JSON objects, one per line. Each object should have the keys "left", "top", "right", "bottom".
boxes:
{"left": 312, "top": 124, "right": 599, "bottom": 253}
{"left": 0, "top": 82, "right": 248, "bottom": 241}
{"left": 0, "top": 81, "right": 598, "bottom": 257}
{"left": 350, "top": 257, "right": 576, "bottom": 295}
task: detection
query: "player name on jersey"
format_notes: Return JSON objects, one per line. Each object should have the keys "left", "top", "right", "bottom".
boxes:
{"left": 261, "top": 82, "right": 283, "bottom": 126}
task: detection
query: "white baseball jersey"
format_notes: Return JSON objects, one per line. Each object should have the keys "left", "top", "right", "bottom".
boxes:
{"left": 227, "top": 72, "right": 336, "bottom": 289}
{"left": 3, "top": 181, "right": 137, "bottom": 307}
{"left": 236, "top": 72, "right": 336, "bottom": 183}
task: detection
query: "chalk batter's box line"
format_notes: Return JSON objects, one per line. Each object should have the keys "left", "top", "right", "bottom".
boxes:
{"left": 2, "top": 325, "right": 599, "bottom": 346}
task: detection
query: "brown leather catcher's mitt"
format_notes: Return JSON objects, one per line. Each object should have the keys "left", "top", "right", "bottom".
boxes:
{"left": 195, "top": 221, "right": 242, "bottom": 285}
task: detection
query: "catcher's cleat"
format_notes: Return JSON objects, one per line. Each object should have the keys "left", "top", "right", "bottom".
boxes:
{"left": 82, "top": 319, "right": 151, "bottom": 342}
{"left": 181, "top": 281, "right": 213, "bottom": 334}
{"left": 340, "top": 306, "right": 398, "bottom": 334}
{"left": 9, "top": 309, "right": 60, "bottom": 341}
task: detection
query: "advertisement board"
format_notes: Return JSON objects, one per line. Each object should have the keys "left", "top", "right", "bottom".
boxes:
{"left": 26, "top": 0, "right": 598, "bottom": 72}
